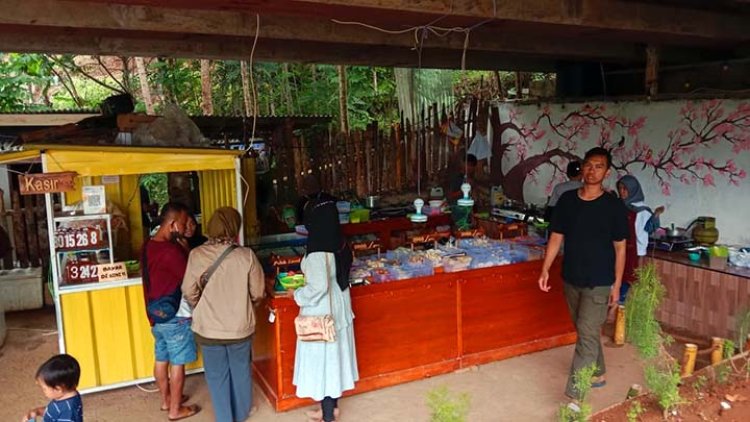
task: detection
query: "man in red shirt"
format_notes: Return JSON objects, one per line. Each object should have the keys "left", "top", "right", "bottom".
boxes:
{"left": 143, "top": 202, "right": 200, "bottom": 420}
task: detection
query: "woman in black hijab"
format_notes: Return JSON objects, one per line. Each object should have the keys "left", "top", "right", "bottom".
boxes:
{"left": 290, "top": 187, "right": 359, "bottom": 422}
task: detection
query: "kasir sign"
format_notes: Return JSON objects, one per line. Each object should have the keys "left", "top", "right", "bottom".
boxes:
{"left": 18, "top": 172, "right": 77, "bottom": 195}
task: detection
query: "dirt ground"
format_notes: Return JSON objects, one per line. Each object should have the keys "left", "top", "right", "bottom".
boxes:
{"left": 0, "top": 309, "right": 646, "bottom": 422}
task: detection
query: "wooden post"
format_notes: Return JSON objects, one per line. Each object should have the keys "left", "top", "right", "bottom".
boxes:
{"left": 613, "top": 305, "right": 626, "bottom": 346}
{"left": 23, "top": 195, "right": 40, "bottom": 267}
{"left": 710, "top": 337, "right": 724, "bottom": 365}
{"left": 645, "top": 45, "right": 659, "bottom": 96}
{"left": 681, "top": 343, "right": 698, "bottom": 377}
{"left": 11, "top": 191, "right": 29, "bottom": 268}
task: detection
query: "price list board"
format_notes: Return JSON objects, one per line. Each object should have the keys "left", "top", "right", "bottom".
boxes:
{"left": 53, "top": 215, "right": 113, "bottom": 286}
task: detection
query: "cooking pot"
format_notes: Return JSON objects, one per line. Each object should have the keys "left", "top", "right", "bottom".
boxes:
{"left": 365, "top": 195, "right": 380, "bottom": 209}
{"left": 666, "top": 224, "right": 683, "bottom": 238}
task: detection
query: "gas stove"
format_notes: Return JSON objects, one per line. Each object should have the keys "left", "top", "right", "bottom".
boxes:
{"left": 491, "top": 207, "right": 527, "bottom": 221}
{"left": 649, "top": 235, "right": 693, "bottom": 252}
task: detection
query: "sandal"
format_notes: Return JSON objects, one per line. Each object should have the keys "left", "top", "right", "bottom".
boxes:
{"left": 168, "top": 404, "right": 201, "bottom": 421}
{"left": 161, "top": 394, "right": 190, "bottom": 411}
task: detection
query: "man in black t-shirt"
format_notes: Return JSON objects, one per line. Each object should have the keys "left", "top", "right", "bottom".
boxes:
{"left": 538, "top": 147, "right": 628, "bottom": 401}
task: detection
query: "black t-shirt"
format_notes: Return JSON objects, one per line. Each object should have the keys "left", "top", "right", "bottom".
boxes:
{"left": 550, "top": 189, "right": 629, "bottom": 287}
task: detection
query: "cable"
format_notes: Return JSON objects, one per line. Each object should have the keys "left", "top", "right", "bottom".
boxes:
{"left": 135, "top": 383, "right": 160, "bottom": 393}
{"left": 243, "top": 13, "right": 261, "bottom": 154}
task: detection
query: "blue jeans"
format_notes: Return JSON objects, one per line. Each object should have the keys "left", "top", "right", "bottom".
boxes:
{"left": 152, "top": 317, "right": 197, "bottom": 365}
{"left": 201, "top": 339, "right": 253, "bottom": 422}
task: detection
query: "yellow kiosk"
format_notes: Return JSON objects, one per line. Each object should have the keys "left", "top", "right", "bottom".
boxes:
{"left": 0, "top": 144, "right": 254, "bottom": 393}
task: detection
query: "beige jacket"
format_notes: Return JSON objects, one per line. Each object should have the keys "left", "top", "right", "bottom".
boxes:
{"left": 182, "top": 243, "right": 265, "bottom": 340}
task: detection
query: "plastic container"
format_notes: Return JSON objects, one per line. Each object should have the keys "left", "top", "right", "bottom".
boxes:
{"left": 276, "top": 272, "right": 305, "bottom": 289}
{"left": 336, "top": 201, "right": 352, "bottom": 214}
{"left": 338, "top": 213, "right": 350, "bottom": 224}
{"left": 688, "top": 252, "right": 701, "bottom": 262}
{"left": 350, "top": 208, "right": 370, "bottom": 223}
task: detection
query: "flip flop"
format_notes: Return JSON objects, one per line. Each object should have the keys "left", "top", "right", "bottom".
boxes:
{"left": 160, "top": 394, "right": 190, "bottom": 411}
{"left": 168, "top": 404, "right": 201, "bottom": 421}
{"left": 592, "top": 380, "right": 607, "bottom": 388}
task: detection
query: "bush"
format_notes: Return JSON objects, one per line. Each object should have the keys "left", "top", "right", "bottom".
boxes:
{"left": 426, "top": 386, "right": 471, "bottom": 422}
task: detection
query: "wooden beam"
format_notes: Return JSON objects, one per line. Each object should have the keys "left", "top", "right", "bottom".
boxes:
{"left": 0, "top": 113, "right": 98, "bottom": 126}
{"left": 76, "top": 0, "right": 750, "bottom": 42}
{"left": 0, "top": 25, "right": 557, "bottom": 71}
{"left": 0, "top": 0, "right": 646, "bottom": 63}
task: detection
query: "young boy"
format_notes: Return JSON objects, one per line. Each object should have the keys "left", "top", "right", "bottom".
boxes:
{"left": 23, "top": 354, "right": 83, "bottom": 422}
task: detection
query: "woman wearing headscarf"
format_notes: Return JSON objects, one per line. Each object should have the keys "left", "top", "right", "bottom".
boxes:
{"left": 291, "top": 190, "right": 358, "bottom": 422}
{"left": 182, "top": 207, "right": 265, "bottom": 422}
{"left": 616, "top": 175, "right": 664, "bottom": 302}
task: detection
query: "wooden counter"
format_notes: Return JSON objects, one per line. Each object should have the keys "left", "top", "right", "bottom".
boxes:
{"left": 252, "top": 259, "right": 575, "bottom": 411}
{"left": 646, "top": 250, "right": 750, "bottom": 341}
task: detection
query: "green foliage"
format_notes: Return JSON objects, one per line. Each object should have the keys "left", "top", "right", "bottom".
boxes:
{"left": 626, "top": 400, "right": 644, "bottom": 422}
{"left": 736, "top": 308, "right": 750, "bottom": 353}
{"left": 724, "top": 339, "right": 736, "bottom": 359}
{"left": 644, "top": 363, "right": 682, "bottom": 414}
{"left": 140, "top": 174, "right": 169, "bottom": 209}
{"left": 558, "top": 364, "right": 597, "bottom": 422}
{"left": 716, "top": 363, "right": 731, "bottom": 384}
{"left": 692, "top": 375, "right": 708, "bottom": 393}
{"left": 625, "top": 263, "right": 667, "bottom": 359}
{"left": 0, "top": 53, "right": 55, "bottom": 111}
{"left": 426, "top": 386, "right": 470, "bottom": 422}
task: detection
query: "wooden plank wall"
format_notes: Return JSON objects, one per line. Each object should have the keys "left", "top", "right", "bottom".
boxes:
{"left": 648, "top": 257, "right": 750, "bottom": 340}
{"left": 277, "top": 100, "right": 483, "bottom": 200}
{"left": 1, "top": 191, "right": 49, "bottom": 269}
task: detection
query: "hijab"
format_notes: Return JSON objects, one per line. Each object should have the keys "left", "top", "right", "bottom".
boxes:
{"left": 304, "top": 193, "right": 352, "bottom": 291}
{"left": 206, "top": 207, "right": 242, "bottom": 243}
{"left": 617, "top": 175, "right": 652, "bottom": 213}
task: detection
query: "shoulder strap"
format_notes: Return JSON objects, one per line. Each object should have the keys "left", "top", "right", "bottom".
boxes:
{"left": 325, "top": 253, "right": 334, "bottom": 314}
{"left": 202, "top": 245, "right": 239, "bottom": 286}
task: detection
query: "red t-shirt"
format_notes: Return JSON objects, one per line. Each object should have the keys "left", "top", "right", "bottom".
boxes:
{"left": 143, "top": 240, "right": 188, "bottom": 301}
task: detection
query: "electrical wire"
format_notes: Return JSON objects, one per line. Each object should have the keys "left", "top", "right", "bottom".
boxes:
{"left": 135, "top": 383, "right": 160, "bottom": 393}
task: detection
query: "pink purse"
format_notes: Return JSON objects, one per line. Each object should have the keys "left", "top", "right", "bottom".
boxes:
{"left": 294, "top": 254, "right": 337, "bottom": 343}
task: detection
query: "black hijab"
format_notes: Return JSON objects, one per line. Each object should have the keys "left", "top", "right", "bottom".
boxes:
{"left": 304, "top": 193, "right": 352, "bottom": 291}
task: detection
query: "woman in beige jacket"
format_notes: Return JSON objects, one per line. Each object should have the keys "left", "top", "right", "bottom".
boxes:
{"left": 182, "top": 207, "right": 265, "bottom": 422}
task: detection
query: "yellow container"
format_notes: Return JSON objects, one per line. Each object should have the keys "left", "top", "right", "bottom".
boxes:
{"left": 350, "top": 208, "right": 370, "bottom": 223}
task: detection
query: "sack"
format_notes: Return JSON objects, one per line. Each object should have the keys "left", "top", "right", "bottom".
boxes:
{"left": 293, "top": 254, "right": 336, "bottom": 343}
{"left": 294, "top": 314, "right": 336, "bottom": 342}
{"left": 147, "top": 290, "right": 181, "bottom": 324}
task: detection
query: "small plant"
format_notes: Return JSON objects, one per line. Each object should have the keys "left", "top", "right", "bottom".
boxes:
{"left": 692, "top": 375, "right": 708, "bottom": 394}
{"left": 736, "top": 308, "right": 750, "bottom": 353}
{"left": 426, "top": 386, "right": 471, "bottom": 422}
{"left": 626, "top": 400, "right": 644, "bottom": 422}
{"left": 558, "top": 364, "right": 597, "bottom": 422}
{"left": 625, "top": 263, "right": 667, "bottom": 360}
{"left": 645, "top": 362, "right": 683, "bottom": 418}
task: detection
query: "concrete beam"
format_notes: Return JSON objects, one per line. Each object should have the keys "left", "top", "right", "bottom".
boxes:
{"left": 0, "top": 0, "right": 645, "bottom": 63}
{"left": 76, "top": 0, "right": 750, "bottom": 42}
{"left": 0, "top": 25, "right": 557, "bottom": 71}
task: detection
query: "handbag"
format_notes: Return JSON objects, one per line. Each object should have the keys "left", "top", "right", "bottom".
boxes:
{"left": 196, "top": 244, "right": 239, "bottom": 302}
{"left": 294, "top": 254, "right": 337, "bottom": 343}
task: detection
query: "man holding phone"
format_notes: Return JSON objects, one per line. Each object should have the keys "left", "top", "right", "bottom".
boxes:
{"left": 143, "top": 202, "right": 201, "bottom": 420}
{"left": 537, "top": 147, "right": 628, "bottom": 401}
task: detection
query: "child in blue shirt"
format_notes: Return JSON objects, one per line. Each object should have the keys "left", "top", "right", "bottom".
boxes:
{"left": 23, "top": 354, "right": 83, "bottom": 422}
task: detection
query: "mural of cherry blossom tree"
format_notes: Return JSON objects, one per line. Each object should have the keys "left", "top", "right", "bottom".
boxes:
{"left": 489, "top": 103, "right": 639, "bottom": 201}
{"left": 488, "top": 100, "right": 750, "bottom": 203}
{"left": 608, "top": 100, "right": 750, "bottom": 196}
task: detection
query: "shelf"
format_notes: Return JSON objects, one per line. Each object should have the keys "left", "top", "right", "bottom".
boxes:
{"left": 53, "top": 213, "right": 111, "bottom": 223}
{"left": 57, "top": 248, "right": 110, "bottom": 255}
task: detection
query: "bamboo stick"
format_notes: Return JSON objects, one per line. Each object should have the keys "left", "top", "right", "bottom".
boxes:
{"left": 613, "top": 305, "right": 626, "bottom": 346}
{"left": 711, "top": 337, "right": 724, "bottom": 365}
{"left": 681, "top": 343, "right": 698, "bottom": 377}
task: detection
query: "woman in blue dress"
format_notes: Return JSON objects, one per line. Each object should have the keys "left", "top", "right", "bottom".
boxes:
{"left": 290, "top": 190, "right": 358, "bottom": 422}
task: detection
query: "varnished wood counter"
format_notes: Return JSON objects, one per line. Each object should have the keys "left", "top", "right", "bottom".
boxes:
{"left": 252, "top": 259, "right": 576, "bottom": 411}
{"left": 648, "top": 249, "right": 750, "bottom": 279}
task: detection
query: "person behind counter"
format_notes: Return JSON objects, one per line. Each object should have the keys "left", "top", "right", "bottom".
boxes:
{"left": 538, "top": 147, "right": 629, "bottom": 401}
{"left": 295, "top": 174, "right": 337, "bottom": 225}
{"left": 545, "top": 161, "right": 583, "bottom": 222}
{"left": 182, "top": 207, "right": 265, "bottom": 422}
{"left": 184, "top": 214, "right": 208, "bottom": 250}
{"left": 616, "top": 175, "right": 664, "bottom": 302}
{"left": 289, "top": 194, "right": 358, "bottom": 422}
{"left": 447, "top": 153, "right": 478, "bottom": 203}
